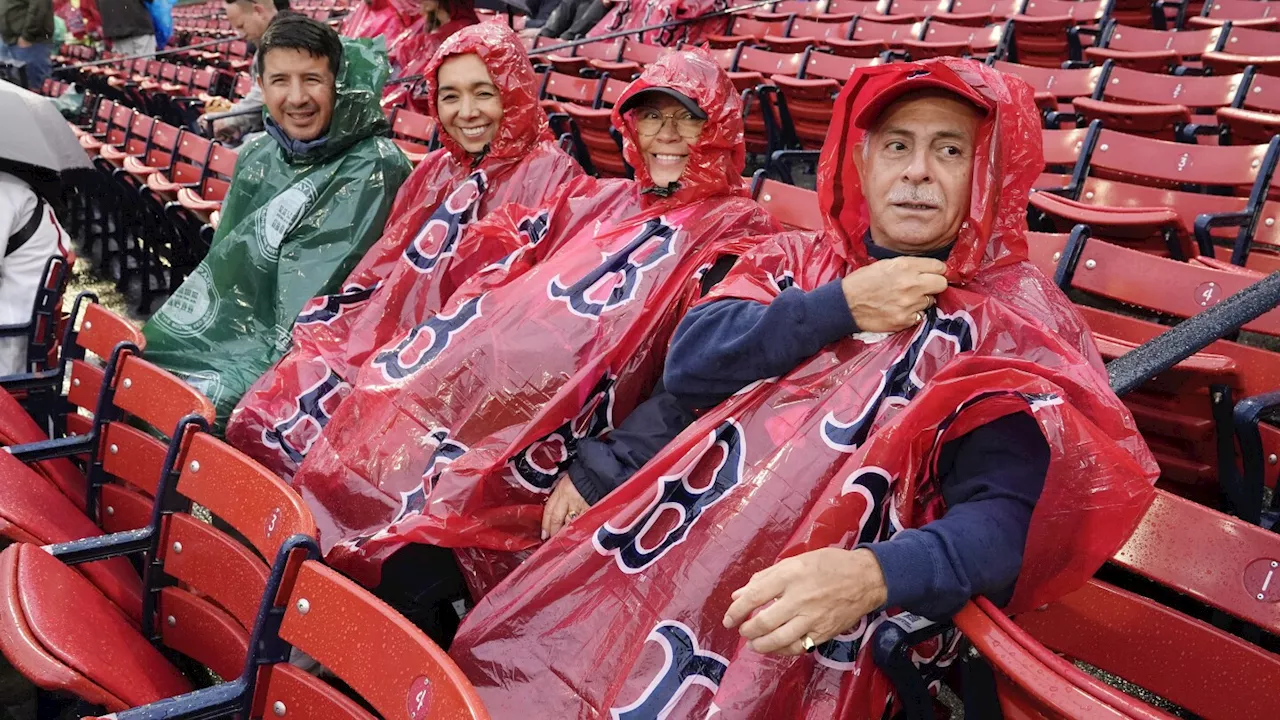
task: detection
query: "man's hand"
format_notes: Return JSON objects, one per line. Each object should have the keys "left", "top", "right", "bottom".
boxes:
{"left": 542, "top": 473, "right": 590, "bottom": 540}
{"left": 16, "top": 38, "right": 32, "bottom": 48}
{"left": 841, "top": 257, "right": 948, "bottom": 333}
{"left": 723, "top": 548, "right": 888, "bottom": 656}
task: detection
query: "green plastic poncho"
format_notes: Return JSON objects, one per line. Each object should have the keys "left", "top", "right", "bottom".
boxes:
{"left": 142, "top": 38, "right": 412, "bottom": 430}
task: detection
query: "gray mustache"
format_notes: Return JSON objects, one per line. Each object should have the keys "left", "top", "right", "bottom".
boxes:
{"left": 886, "top": 188, "right": 943, "bottom": 205}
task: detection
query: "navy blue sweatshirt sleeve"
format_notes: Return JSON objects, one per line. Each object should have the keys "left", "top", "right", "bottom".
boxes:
{"left": 568, "top": 385, "right": 695, "bottom": 505}
{"left": 664, "top": 279, "right": 858, "bottom": 410}
{"left": 864, "top": 411, "right": 1049, "bottom": 620}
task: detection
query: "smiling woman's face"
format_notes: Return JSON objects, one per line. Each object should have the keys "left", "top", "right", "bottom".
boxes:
{"left": 634, "top": 96, "right": 705, "bottom": 187}
{"left": 436, "top": 53, "right": 503, "bottom": 153}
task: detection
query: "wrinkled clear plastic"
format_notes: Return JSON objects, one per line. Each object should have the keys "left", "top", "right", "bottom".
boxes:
{"left": 141, "top": 38, "right": 412, "bottom": 430}
{"left": 589, "top": 0, "right": 727, "bottom": 46}
{"left": 448, "top": 58, "right": 1159, "bottom": 719}
{"left": 280, "top": 48, "right": 782, "bottom": 590}
{"left": 226, "top": 22, "right": 584, "bottom": 478}
{"left": 339, "top": 0, "right": 419, "bottom": 41}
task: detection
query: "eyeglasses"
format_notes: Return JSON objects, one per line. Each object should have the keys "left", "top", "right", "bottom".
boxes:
{"left": 633, "top": 108, "right": 706, "bottom": 139}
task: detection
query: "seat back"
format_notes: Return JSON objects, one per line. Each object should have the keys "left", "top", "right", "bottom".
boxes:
{"left": 851, "top": 17, "right": 916, "bottom": 41}
{"left": 390, "top": 107, "right": 435, "bottom": 146}
{"left": 171, "top": 132, "right": 213, "bottom": 186}
{"left": 541, "top": 71, "right": 602, "bottom": 107}
{"left": 262, "top": 560, "right": 490, "bottom": 720}
{"left": 885, "top": 0, "right": 949, "bottom": 19}
{"left": 105, "top": 104, "right": 134, "bottom": 148}
{"left": 1202, "top": 0, "right": 1279, "bottom": 22}
{"left": 752, "top": 174, "right": 821, "bottom": 230}
{"left": 141, "top": 122, "right": 181, "bottom": 171}
{"left": 232, "top": 73, "right": 253, "bottom": 99}
{"left": 576, "top": 39, "right": 622, "bottom": 62}
{"left": 916, "top": 19, "right": 1007, "bottom": 48}
{"left": 802, "top": 50, "right": 880, "bottom": 81}
{"left": 736, "top": 46, "right": 805, "bottom": 76}
{"left": 599, "top": 77, "right": 629, "bottom": 107}
{"left": 1241, "top": 73, "right": 1280, "bottom": 114}
{"left": 90, "top": 100, "right": 114, "bottom": 135}
{"left": 1085, "top": 128, "right": 1271, "bottom": 195}
{"left": 1100, "top": 64, "right": 1250, "bottom": 110}
{"left": 1013, "top": 491, "right": 1280, "bottom": 720}
{"left": 826, "top": 0, "right": 890, "bottom": 17}
{"left": 1103, "top": 24, "right": 1222, "bottom": 57}
{"left": 725, "top": 15, "right": 791, "bottom": 38}
{"left": 993, "top": 61, "right": 1104, "bottom": 101}
{"left": 619, "top": 41, "right": 666, "bottom": 68}
{"left": 201, "top": 145, "right": 238, "bottom": 202}
{"left": 788, "top": 17, "right": 855, "bottom": 41}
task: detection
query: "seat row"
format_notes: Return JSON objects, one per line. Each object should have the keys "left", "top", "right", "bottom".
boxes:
{"left": 0, "top": 294, "right": 489, "bottom": 719}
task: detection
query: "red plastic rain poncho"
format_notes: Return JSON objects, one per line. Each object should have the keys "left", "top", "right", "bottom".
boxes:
{"left": 588, "top": 0, "right": 726, "bottom": 45}
{"left": 288, "top": 48, "right": 783, "bottom": 590}
{"left": 339, "top": 0, "right": 418, "bottom": 40}
{"left": 449, "top": 58, "right": 1160, "bottom": 719}
{"left": 383, "top": 3, "right": 480, "bottom": 111}
{"left": 226, "top": 21, "right": 583, "bottom": 478}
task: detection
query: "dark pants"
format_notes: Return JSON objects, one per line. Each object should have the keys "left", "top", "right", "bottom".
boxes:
{"left": 373, "top": 544, "right": 469, "bottom": 649}
{"left": 0, "top": 41, "right": 52, "bottom": 91}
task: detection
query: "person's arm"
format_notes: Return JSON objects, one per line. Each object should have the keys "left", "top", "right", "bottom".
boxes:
{"left": 568, "top": 384, "right": 694, "bottom": 504}
{"left": 538, "top": 0, "right": 579, "bottom": 37}
{"left": 863, "top": 411, "right": 1049, "bottom": 620}
{"left": 663, "top": 279, "right": 857, "bottom": 410}
{"left": 563, "top": 0, "right": 608, "bottom": 39}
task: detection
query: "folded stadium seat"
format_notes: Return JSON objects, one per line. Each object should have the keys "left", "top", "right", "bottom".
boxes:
{"left": 565, "top": 78, "right": 631, "bottom": 177}
{"left": 222, "top": 40, "right": 255, "bottom": 72}
{"left": 992, "top": 60, "right": 1105, "bottom": 123}
{"left": 762, "top": 17, "right": 856, "bottom": 53}
{"left": 81, "top": 545, "right": 489, "bottom": 720}
{"left": 174, "top": 140, "right": 238, "bottom": 231}
{"left": 1037, "top": 126, "right": 1091, "bottom": 190}
{"left": 1013, "top": 0, "right": 1111, "bottom": 68}
{"left": 1069, "top": 61, "right": 1253, "bottom": 141}
{"left": 546, "top": 39, "right": 622, "bottom": 77}
{"left": 878, "top": 0, "right": 952, "bottom": 22}
{"left": 773, "top": 51, "right": 881, "bottom": 149}
{"left": 1187, "top": 0, "right": 1280, "bottom": 29}
{"left": 585, "top": 38, "right": 663, "bottom": 79}
{"left": 714, "top": 47, "right": 787, "bottom": 155}
{"left": 936, "top": 0, "right": 1019, "bottom": 26}
{"left": 821, "top": 0, "right": 890, "bottom": 22}
{"left": 388, "top": 107, "right": 435, "bottom": 165}
{"left": 1030, "top": 124, "right": 1280, "bottom": 260}
{"left": 1217, "top": 74, "right": 1280, "bottom": 144}
{"left": 0, "top": 424, "right": 317, "bottom": 713}
{"left": 76, "top": 100, "right": 117, "bottom": 155}
{"left": 750, "top": 172, "right": 823, "bottom": 231}
{"left": 121, "top": 121, "right": 181, "bottom": 184}
{"left": 1027, "top": 231, "right": 1280, "bottom": 500}
{"left": 706, "top": 15, "right": 794, "bottom": 48}
{"left": 1081, "top": 21, "right": 1224, "bottom": 73}
{"left": 901, "top": 18, "right": 1011, "bottom": 60}
{"left": 827, "top": 18, "right": 917, "bottom": 57}
{"left": 910, "top": 490, "right": 1280, "bottom": 720}
{"left": 1201, "top": 23, "right": 1280, "bottom": 76}
{"left": 539, "top": 72, "right": 604, "bottom": 139}
{"left": 80, "top": 102, "right": 131, "bottom": 158}
{"left": 97, "top": 112, "right": 154, "bottom": 170}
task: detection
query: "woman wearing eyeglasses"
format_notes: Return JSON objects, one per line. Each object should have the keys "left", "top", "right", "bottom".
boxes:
{"left": 284, "top": 48, "right": 783, "bottom": 637}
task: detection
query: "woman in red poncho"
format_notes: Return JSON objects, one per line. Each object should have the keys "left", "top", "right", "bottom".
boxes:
{"left": 226, "top": 21, "right": 582, "bottom": 480}
{"left": 447, "top": 58, "right": 1159, "bottom": 719}
{"left": 339, "top": 0, "right": 418, "bottom": 40}
{"left": 285, "top": 48, "right": 783, "bottom": 627}
{"left": 382, "top": 0, "right": 479, "bottom": 111}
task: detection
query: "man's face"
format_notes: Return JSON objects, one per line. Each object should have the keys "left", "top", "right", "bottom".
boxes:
{"left": 227, "top": 2, "right": 273, "bottom": 46}
{"left": 261, "top": 48, "right": 336, "bottom": 142}
{"left": 855, "top": 92, "right": 982, "bottom": 254}
{"left": 436, "top": 53, "right": 503, "bottom": 153}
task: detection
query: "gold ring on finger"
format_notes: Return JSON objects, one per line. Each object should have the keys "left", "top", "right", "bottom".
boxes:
{"left": 801, "top": 635, "right": 817, "bottom": 653}
{"left": 914, "top": 311, "right": 924, "bottom": 325}
{"left": 566, "top": 511, "right": 579, "bottom": 522}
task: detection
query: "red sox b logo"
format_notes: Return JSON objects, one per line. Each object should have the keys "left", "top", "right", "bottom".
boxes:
{"left": 509, "top": 374, "right": 617, "bottom": 493}
{"left": 610, "top": 621, "right": 728, "bottom": 720}
{"left": 403, "top": 171, "right": 487, "bottom": 274}
{"left": 548, "top": 216, "right": 679, "bottom": 318}
{"left": 351, "top": 427, "right": 469, "bottom": 548}
{"left": 261, "top": 365, "right": 350, "bottom": 464}
{"left": 823, "top": 309, "right": 976, "bottom": 452}
{"left": 372, "top": 295, "right": 485, "bottom": 381}
{"left": 594, "top": 419, "right": 744, "bottom": 573}
{"left": 295, "top": 283, "right": 378, "bottom": 326}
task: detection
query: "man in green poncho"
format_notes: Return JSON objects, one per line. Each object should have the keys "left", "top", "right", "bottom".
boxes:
{"left": 143, "top": 14, "right": 412, "bottom": 429}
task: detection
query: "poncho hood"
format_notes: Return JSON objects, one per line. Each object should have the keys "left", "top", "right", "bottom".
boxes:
{"left": 612, "top": 47, "right": 748, "bottom": 205}
{"left": 271, "top": 37, "right": 394, "bottom": 166}
{"left": 817, "top": 57, "right": 1043, "bottom": 284}
{"left": 423, "top": 21, "right": 553, "bottom": 165}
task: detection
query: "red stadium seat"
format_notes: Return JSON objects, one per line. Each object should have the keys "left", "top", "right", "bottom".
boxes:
{"left": 587, "top": 38, "right": 664, "bottom": 79}
{"left": 1014, "top": 0, "right": 1111, "bottom": 68}
{"left": 827, "top": 18, "right": 917, "bottom": 57}
{"left": 902, "top": 18, "right": 1010, "bottom": 60}
{"left": 389, "top": 107, "right": 436, "bottom": 165}
{"left": 750, "top": 172, "right": 822, "bottom": 230}
{"left": 1217, "top": 74, "right": 1280, "bottom": 144}
{"left": 1188, "top": 0, "right": 1280, "bottom": 30}
{"left": 993, "top": 61, "right": 1105, "bottom": 120}
{"left": 0, "top": 426, "right": 316, "bottom": 712}
{"left": 1083, "top": 22, "right": 1224, "bottom": 73}
{"left": 1071, "top": 62, "right": 1252, "bottom": 140}
{"left": 762, "top": 16, "right": 855, "bottom": 53}
{"left": 706, "top": 15, "right": 794, "bottom": 48}
{"left": 1201, "top": 24, "right": 1280, "bottom": 75}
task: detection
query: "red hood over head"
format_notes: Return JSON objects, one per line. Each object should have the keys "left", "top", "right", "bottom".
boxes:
{"left": 817, "top": 57, "right": 1043, "bottom": 284}
{"left": 424, "top": 21, "right": 554, "bottom": 164}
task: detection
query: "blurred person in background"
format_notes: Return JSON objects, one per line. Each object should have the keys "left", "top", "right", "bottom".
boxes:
{"left": 0, "top": 164, "right": 70, "bottom": 375}
{"left": 203, "top": 0, "right": 281, "bottom": 144}
{"left": 97, "top": 0, "right": 155, "bottom": 56}
{"left": 0, "top": 0, "right": 54, "bottom": 90}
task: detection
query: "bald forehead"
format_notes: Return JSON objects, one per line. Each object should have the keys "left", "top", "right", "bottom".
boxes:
{"left": 869, "top": 90, "right": 983, "bottom": 143}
